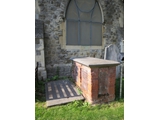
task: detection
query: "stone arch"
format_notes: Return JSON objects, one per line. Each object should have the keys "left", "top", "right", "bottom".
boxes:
{"left": 64, "top": 0, "right": 104, "bottom": 23}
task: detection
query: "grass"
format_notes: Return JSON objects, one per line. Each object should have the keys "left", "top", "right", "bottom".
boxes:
{"left": 35, "top": 78, "right": 124, "bottom": 120}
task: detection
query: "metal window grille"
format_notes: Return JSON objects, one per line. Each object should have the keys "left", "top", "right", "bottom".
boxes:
{"left": 66, "top": 0, "right": 102, "bottom": 46}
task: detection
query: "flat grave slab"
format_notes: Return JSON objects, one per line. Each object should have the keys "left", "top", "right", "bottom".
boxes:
{"left": 72, "top": 57, "right": 120, "bottom": 67}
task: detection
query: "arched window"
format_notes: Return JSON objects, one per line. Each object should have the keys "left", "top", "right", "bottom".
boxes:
{"left": 66, "top": 0, "right": 102, "bottom": 46}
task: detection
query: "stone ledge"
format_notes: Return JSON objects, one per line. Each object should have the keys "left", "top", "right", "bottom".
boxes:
{"left": 72, "top": 57, "right": 120, "bottom": 67}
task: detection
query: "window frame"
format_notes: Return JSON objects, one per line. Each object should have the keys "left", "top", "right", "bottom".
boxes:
{"left": 60, "top": 0, "right": 105, "bottom": 50}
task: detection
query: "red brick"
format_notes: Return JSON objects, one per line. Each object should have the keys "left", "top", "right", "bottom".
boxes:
{"left": 98, "top": 70, "right": 108, "bottom": 94}
{"left": 108, "top": 76, "right": 116, "bottom": 86}
{"left": 86, "top": 92, "right": 98, "bottom": 100}
{"left": 108, "top": 86, "right": 115, "bottom": 95}
{"left": 99, "top": 67, "right": 108, "bottom": 72}
{"left": 73, "top": 61, "right": 117, "bottom": 104}
{"left": 81, "top": 80, "right": 88, "bottom": 91}
{"left": 108, "top": 95, "right": 115, "bottom": 101}
{"left": 88, "top": 83, "right": 98, "bottom": 93}
{"left": 108, "top": 67, "right": 116, "bottom": 74}
{"left": 91, "top": 68, "right": 99, "bottom": 72}
{"left": 75, "top": 62, "right": 82, "bottom": 67}
{"left": 81, "top": 65, "right": 91, "bottom": 73}
{"left": 81, "top": 71, "right": 88, "bottom": 79}
{"left": 90, "top": 68, "right": 99, "bottom": 79}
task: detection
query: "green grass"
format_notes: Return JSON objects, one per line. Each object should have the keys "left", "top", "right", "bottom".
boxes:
{"left": 35, "top": 78, "right": 124, "bottom": 120}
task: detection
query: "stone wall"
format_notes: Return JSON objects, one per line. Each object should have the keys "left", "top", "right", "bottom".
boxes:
{"left": 35, "top": 0, "right": 124, "bottom": 78}
{"left": 35, "top": 19, "right": 47, "bottom": 80}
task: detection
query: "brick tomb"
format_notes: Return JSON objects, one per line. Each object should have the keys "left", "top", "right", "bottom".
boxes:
{"left": 72, "top": 57, "right": 120, "bottom": 104}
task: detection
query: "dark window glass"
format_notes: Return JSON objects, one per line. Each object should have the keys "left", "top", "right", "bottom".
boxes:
{"left": 66, "top": 0, "right": 102, "bottom": 46}
{"left": 67, "top": 21, "right": 79, "bottom": 45}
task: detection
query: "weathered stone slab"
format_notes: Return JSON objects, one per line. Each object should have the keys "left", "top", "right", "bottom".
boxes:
{"left": 72, "top": 57, "right": 120, "bottom": 67}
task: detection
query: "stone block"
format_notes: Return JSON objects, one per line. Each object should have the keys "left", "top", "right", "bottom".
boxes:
{"left": 41, "top": 70, "right": 47, "bottom": 80}
{"left": 107, "top": 86, "right": 115, "bottom": 96}
{"left": 90, "top": 68, "right": 99, "bottom": 79}
{"left": 72, "top": 58, "right": 119, "bottom": 104}
{"left": 35, "top": 39, "right": 44, "bottom": 50}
